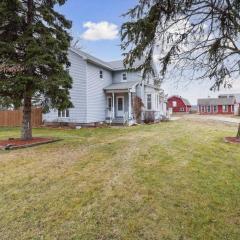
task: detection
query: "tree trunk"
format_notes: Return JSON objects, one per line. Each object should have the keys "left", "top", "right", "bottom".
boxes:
{"left": 237, "top": 123, "right": 240, "bottom": 139}
{"left": 21, "top": 95, "right": 32, "bottom": 140}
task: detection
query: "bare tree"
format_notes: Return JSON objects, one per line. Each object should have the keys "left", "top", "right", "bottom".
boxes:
{"left": 121, "top": 0, "right": 240, "bottom": 90}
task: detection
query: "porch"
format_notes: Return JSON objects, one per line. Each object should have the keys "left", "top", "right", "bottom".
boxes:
{"left": 104, "top": 82, "right": 139, "bottom": 125}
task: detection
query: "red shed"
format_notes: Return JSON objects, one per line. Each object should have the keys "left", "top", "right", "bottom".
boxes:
{"left": 197, "top": 97, "right": 236, "bottom": 115}
{"left": 167, "top": 96, "right": 191, "bottom": 113}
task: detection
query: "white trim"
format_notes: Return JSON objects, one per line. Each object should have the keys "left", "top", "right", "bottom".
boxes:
{"left": 222, "top": 105, "right": 228, "bottom": 112}
{"left": 128, "top": 91, "right": 132, "bottom": 119}
{"left": 112, "top": 93, "right": 115, "bottom": 118}
{"left": 121, "top": 72, "right": 127, "bottom": 82}
{"left": 107, "top": 96, "right": 112, "bottom": 110}
{"left": 116, "top": 96, "right": 124, "bottom": 117}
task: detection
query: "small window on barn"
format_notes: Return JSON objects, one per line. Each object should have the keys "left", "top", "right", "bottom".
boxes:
{"left": 207, "top": 105, "right": 211, "bottom": 112}
{"left": 179, "top": 107, "right": 185, "bottom": 112}
{"left": 172, "top": 101, "right": 177, "bottom": 107}
{"left": 58, "top": 109, "right": 70, "bottom": 118}
{"left": 99, "top": 70, "right": 103, "bottom": 79}
{"left": 147, "top": 94, "right": 152, "bottom": 110}
{"left": 223, "top": 105, "right": 228, "bottom": 112}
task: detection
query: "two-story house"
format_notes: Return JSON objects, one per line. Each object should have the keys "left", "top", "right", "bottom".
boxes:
{"left": 43, "top": 47, "right": 168, "bottom": 126}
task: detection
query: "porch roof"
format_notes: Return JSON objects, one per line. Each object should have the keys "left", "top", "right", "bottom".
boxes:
{"left": 104, "top": 81, "right": 139, "bottom": 91}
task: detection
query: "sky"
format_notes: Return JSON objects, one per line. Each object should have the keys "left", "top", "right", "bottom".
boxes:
{"left": 57, "top": 0, "right": 240, "bottom": 105}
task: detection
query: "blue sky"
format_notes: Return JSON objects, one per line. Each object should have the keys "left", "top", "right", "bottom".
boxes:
{"left": 57, "top": 0, "right": 240, "bottom": 104}
{"left": 57, "top": 0, "right": 137, "bottom": 61}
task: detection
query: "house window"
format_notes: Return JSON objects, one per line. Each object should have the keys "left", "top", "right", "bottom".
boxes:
{"left": 213, "top": 105, "right": 218, "bottom": 113}
{"left": 58, "top": 109, "right": 70, "bottom": 118}
{"left": 172, "top": 101, "right": 177, "bottom": 107}
{"left": 207, "top": 105, "right": 211, "bottom": 113}
{"left": 122, "top": 73, "right": 127, "bottom": 81}
{"left": 99, "top": 70, "right": 103, "bottom": 79}
{"left": 200, "top": 106, "right": 205, "bottom": 112}
{"left": 147, "top": 94, "right": 152, "bottom": 110}
{"left": 107, "top": 97, "right": 112, "bottom": 111}
{"left": 222, "top": 105, "right": 228, "bottom": 112}
{"left": 231, "top": 105, "right": 234, "bottom": 112}
{"left": 118, "top": 98, "right": 123, "bottom": 111}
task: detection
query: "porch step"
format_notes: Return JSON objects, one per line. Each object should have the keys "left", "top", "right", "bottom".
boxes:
{"left": 111, "top": 118, "right": 125, "bottom": 125}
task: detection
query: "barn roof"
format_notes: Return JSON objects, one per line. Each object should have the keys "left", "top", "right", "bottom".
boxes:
{"left": 168, "top": 95, "right": 191, "bottom": 106}
{"left": 197, "top": 98, "right": 235, "bottom": 105}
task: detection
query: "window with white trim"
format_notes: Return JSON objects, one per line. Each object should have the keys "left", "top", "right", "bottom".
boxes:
{"left": 58, "top": 109, "right": 70, "bottom": 118}
{"left": 172, "top": 101, "right": 177, "bottom": 107}
{"left": 147, "top": 94, "right": 152, "bottom": 110}
{"left": 122, "top": 73, "right": 127, "bottom": 81}
{"left": 207, "top": 105, "right": 211, "bottom": 112}
{"left": 200, "top": 106, "right": 205, "bottom": 112}
{"left": 107, "top": 97, "right": 112, "bottom": 111}
{"left": 222, "top": 105, "right": 228, "bottom": 112}
{"left": 99, "top": 70, "right": 103, "bottom": 79}
{"left": 213, "top": 105, "right": 218, "bottom": 113}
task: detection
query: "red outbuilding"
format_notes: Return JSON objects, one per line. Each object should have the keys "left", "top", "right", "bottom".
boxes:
{"left": 167, "top": 96, "right": 191, "bottom": 113}
{"left": 197, "top": 96, "right": 236, "bottom": 115}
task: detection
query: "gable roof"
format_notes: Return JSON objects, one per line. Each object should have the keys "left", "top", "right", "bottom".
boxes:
{"left": 69, "top": 47, "right": 113, "bottom": 70}
{"left": 69, "top": 47, "right": 144, "bottom": 72}
{"left": 218, "top": 93, "right": 240, "bottom": 103}
{"left": 197, "top": 98, "right": 235, "bottom": 105}
{"left": 103, "top": 81, "right": 139, "bottom": 91}
{"left": 107, "top": 59, "right": 144, "bottom": 71}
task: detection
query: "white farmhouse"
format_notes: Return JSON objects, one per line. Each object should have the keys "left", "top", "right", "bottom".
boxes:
{"left": 44, "top": 47, "right": 168, "bottom": 126}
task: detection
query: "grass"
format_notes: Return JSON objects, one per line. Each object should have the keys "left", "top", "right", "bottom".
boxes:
{"left": 0, "top": 119, "right": 240, "bottom": 240}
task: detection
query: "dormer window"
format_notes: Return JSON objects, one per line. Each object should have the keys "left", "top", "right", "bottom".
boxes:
{"left": 99, "top": 70, "right": 103, "bottom": 79}
{"left": 122, "top": 73, "right": 127, "bottom": 81}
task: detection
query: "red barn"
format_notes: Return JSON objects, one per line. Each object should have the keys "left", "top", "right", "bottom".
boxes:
{"left": 167, "top": 96, "right": 191, "bottom": 113}
{"left": 197, "top": 97, "right": 236, "bottom": 114}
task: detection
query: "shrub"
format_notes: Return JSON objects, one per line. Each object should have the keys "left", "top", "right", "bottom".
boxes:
{"left": 144, "top": 111, "right": 155, "bottom": 124}
{"left": 133, "top": 96, "right": 144, "bottom": 123}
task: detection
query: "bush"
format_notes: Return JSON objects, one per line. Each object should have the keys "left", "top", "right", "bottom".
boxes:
{"left": 133, "top": 96, "right": 144, "bottom": 123}
{"left": 144, "top": 111, "right": 155, "bottom": 124}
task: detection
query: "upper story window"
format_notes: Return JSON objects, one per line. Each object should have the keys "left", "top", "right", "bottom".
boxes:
{"left": 99, "top": 70, "right": 103, "bottom": 79}
{"left": 58, "top": 109, "right": 70, "bottom": 118}
{"left": 147, "top": 94, "right": 152, "bottom": 110}
{"left": 122, "top": 73, "right": 127, "bottom": 81}
{"left": 172, "top": 101, "right": 177, "bottom": 107}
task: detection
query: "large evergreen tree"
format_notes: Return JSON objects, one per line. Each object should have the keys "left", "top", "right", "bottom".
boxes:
{"left": 0, "top": 0, "right": 73, "bottom": 140}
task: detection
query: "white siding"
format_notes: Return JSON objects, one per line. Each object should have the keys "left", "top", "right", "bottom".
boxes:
{"left": 86, "top": 63, "right": 113, "bottom": 122}
{"left": 43, "top": 50, "right": 87, "bottom": 123}
{"left": 113, "top": 70, "right": 142, "bottom": 83}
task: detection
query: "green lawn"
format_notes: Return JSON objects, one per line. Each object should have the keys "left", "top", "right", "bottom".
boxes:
{"left": 0, "top": 119, "right": 240, "bottom": 240}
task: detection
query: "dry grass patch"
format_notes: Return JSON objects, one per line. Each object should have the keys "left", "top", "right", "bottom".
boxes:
{"left": 0, "top": 120, "right": 240, "bottom": 239}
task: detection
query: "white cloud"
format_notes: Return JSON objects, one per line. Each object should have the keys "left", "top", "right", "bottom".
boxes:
{"left": 81, "top": 21, "right": 118, "bottom": 41}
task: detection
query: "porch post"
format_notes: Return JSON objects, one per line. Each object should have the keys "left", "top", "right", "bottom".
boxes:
{"left": 128, "top": 91, "right": 132, "bottom": 119}
{"left": 112, "top": 92, "right": 115, "bottom": 119}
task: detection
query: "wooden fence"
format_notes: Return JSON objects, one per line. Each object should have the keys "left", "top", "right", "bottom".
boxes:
{"left": 0, "top": 108, "right": 42, "bottom": 127}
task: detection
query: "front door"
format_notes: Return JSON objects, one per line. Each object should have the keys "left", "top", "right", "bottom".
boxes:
{"left": 117, "top": 96, "right": 124, "bottom": 117}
